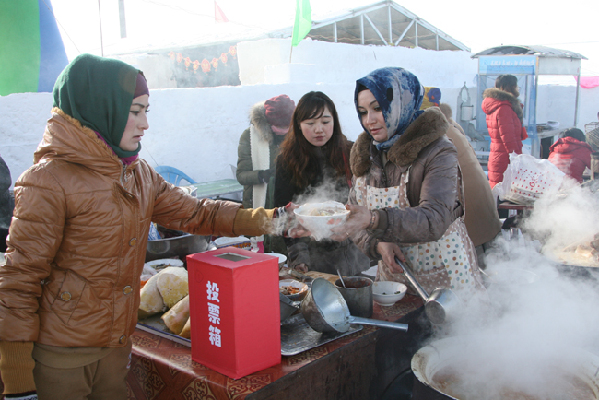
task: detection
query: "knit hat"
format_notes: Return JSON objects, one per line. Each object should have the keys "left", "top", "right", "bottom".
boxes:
{"left": 264, "top": 95, "right": 295, "bottom": 127}
{"left": 134, "top": 72, "right": 149, "bottom": 99}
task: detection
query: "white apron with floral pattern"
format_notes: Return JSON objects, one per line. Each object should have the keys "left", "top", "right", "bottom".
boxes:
{"left": 354, "top": 168, "right": 484, "bottom": 298}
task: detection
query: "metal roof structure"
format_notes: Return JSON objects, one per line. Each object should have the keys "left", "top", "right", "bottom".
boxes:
{"left": 107, "top": 0, "right": 469, "bottom": 56}
{"left": 303, "top": 0, "right": 469, "bottom": 51}
{"left": 472, "top": 45, "right": 587, "bottom": 60}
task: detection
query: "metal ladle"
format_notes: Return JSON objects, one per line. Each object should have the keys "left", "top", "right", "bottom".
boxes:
{"left": 394, "top": 257, "right": 462, "bottom": 325}
{"left": 300, "top": 278, "right": 408, "bottom": 333}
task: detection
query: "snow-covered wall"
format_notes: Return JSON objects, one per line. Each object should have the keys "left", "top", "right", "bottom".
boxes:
{"left": 1, "top": 83, "right": 358, "bottom": 187}
{"left": 238, "top": 38, "right": 479, "bottom": 88}
{"left": 2, "top": 37, "right": 598, "bottom": 189}
{"left": 3, "top": 84, "right": 597, "bottom": 190}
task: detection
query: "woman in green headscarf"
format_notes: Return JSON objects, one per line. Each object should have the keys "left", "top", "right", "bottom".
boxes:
{"left": 0, "top": 54, "right": 301, "bottom": 400}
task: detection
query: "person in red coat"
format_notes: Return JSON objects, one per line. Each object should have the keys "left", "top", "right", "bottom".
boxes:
{"left": 482, "top": 75, "right": 528, "bottom": 188}
{"left": 548, "top": 128, "right": 592, "bottom": 183}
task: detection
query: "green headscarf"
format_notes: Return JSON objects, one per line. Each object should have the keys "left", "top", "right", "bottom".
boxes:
{"left": 52, "top": 53, "right": 142, "bottom": 158}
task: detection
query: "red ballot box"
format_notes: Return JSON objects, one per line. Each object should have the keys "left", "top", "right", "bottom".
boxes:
{"left": 186, "top": 248, "right": 280, "bottom": 379}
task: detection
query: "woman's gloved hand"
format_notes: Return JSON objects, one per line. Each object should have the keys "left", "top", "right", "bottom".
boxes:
{"left": 272, "top": 203, "right": 311, "bottom": 238}
{"left": 257, "top": 169, "right": 274, "bottom": 183}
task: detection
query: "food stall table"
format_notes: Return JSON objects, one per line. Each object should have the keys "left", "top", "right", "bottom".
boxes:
{"left": 126, "top": 295, "right": 424, "bottom": 400}
{"left": 183, "top": 179, "right": 243, "bottom": 201}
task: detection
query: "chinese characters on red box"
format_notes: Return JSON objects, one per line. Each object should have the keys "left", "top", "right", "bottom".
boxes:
{"left": 207, "top": 281, "right": 221, "bottom": 347}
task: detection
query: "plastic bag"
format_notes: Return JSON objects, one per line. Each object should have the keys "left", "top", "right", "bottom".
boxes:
{"left": 148, "top": 222, "right": 162, "bottom": 241}
{"left": 493, "top": 153, "right": 565, "bottom": 205}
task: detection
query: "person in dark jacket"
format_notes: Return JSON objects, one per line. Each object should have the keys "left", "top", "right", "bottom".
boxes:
{"left": 236, "top": 94, "right": 295, "bottom": 253}
{"left": 548, "top": 128, "right": 592, "bottom": 183}
{"left": 482, "top": 75, "right": 528, "bottom": 188}
{"left": 0, "top": 54, "right": 302, "bottom": 400}
{"left": 338, "top": 67, "right": 485, "bottom": 296}
{"left": 274, "top": 91, "right": 370, "bottom": 276}
{"left": 0, "top": 154, "right": 14, "bottom": 252}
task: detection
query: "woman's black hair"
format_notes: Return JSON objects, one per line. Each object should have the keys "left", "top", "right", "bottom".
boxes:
{"left": 277, "top": 91, "right": 349, "bottom": 188}
{"left": 561, "top": 127, "right": 586, "bottom": 142}
{"left": 495, "top": 75, "right": 518, "bottom": 91}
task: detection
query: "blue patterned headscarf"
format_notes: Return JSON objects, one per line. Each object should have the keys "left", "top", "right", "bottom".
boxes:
{"left": 355, "top": 67, "right": 425, "bottom": 151}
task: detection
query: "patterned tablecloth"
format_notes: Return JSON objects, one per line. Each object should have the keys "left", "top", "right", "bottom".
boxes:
{"left": 126, "top": 295, "right": 423, "bottom": 400}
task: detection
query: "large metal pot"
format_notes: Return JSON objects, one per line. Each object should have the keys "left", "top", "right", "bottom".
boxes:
{"left": 411, "top": 336, "right": 599, "bottom": 399}
{"left": 146, "top": 232, "right": 211, "bottom": 262}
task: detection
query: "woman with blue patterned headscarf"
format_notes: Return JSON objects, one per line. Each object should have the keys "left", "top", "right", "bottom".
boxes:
{"left": 336, "top": 67, "right": 485, "bottom": 299}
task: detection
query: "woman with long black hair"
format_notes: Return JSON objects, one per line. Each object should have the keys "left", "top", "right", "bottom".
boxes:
{"left": 274, "top": 91, "right": 370, "bottom": 275}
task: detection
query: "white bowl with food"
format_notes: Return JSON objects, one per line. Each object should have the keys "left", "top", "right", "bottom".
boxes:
{"left": 372, "top": 281, "right": 407, "bottom": 306}
{"left": 293, "top": 201, "right": 350, "bottom": 240}
{"left": 279, "top": 279, "right": 309, "bottom": 301}
{"left": 266, "top": 252, "right": 287, "bottom": 267}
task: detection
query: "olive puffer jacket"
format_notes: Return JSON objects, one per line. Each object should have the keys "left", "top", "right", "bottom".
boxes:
{"left": 482, "top": 88, "right": 527, "bottom": 188}
{"left": 349, "top": 108, "right": 463, "bottom": 259}
{"left": 0, "top": 109, "right": 243, "bottom": 348}
{"left": 236, "top": 101, "right": 285, "bottom": 210}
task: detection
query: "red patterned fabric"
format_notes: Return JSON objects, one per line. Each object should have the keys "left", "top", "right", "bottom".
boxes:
{"left": 126, "top": 296, "right": 422, "bottom": 399}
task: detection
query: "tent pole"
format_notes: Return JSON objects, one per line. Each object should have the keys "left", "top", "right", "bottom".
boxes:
{"left": 574, "top": 65, "right": 581, "bottom": 126}
{"left": 98, "top": 0, "right": 104, "bottom": 56}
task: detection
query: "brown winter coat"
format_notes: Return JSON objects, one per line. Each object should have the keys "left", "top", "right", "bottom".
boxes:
{"left": 445, "top": 120, "right": 501, "bottom": 246}
{"left": 349, "top": 108, "right": 463, "bottom": 258}
{"left": 0, "top": 109, "right": 242, "bottom": 348}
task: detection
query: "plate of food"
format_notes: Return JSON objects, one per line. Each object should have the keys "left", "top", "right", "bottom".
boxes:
{"left": 279, "top": 279, "right": 309, "bottom": 301}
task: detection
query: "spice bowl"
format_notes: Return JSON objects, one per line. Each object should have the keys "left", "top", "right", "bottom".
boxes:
{"left": 372, "top": 281, "right": 407, "bottom": 306}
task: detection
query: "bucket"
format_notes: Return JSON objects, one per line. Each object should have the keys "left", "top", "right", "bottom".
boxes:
{"left": 334, "top": 276, "right": 373, "bottom": 318}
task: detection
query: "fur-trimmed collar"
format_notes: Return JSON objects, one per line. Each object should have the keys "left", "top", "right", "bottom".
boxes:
{"left": 482, "top": 87, "right": 523, "bottom": 121}
{"left": 350, "top": 107, "right": 448, "bottom": 177}
{"left": 250, "top": 101, "right": 276, "bottom": 144}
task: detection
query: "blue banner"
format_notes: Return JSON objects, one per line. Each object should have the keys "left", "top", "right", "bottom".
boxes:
{"left": 478, "top": 55, "right": 536, "bottom": 75}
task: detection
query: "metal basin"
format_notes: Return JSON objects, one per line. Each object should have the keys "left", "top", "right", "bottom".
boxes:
{"left": 146, "top": 231, "right": 211, "bottom": 262}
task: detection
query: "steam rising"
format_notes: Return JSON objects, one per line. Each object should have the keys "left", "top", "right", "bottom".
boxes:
{"left": 426, "top": 185, "right": 599, "bottom": 399}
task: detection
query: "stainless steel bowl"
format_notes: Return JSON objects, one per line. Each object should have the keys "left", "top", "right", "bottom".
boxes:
{"left": 146, "top": 232, "right": 211, "bottom": 262}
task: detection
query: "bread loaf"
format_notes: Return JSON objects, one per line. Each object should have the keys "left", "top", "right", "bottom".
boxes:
{"left": 138, "top": 273, "right": 167, "bottom": 319}
{"left": 161, "top": 295, "right": 190, "bottom": 335}
{"left": 157, "top": 266, "right": 189, "bottom": 308}
{"left": 180, "top": 317, "right": 191, "bottom": 339}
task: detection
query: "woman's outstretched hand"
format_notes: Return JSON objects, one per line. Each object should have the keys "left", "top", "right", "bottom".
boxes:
{"left": 272, "top": 203, "right": 311, "bottom": 238}
{"left": 377, "top": 241, "right": 406, "bottom": 273}
{"left": 330, "top": 204, "right": 371, "bottom": 241}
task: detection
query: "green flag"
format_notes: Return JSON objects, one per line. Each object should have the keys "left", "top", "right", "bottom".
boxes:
{"left": 291, "top": 0, "right": 311, "bottom": 47}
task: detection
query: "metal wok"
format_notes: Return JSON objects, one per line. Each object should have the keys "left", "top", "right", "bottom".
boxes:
{"left": 300, "top": 278, "right": 408, "bottom": 333}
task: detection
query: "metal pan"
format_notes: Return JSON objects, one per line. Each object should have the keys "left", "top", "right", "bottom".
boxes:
{"left": 300, "top": 278, "right": 408, "bottom": 333}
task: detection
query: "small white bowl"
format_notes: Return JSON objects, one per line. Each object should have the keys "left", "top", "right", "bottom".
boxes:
{"left": 372, "top": 281, "right": 407, "bottom": 306}
{"left": 266, "top": 252, "right": 287, "bottom": 267}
